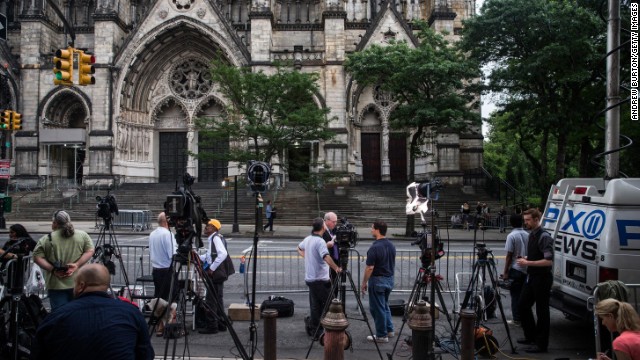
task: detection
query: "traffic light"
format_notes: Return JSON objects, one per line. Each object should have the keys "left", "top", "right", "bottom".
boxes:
{"left": 0, "top": 110, "right": 11, "bottom": 130}
{"left": 10, "top": 111, "right": 21, "bottom": 130}
{"left": 53, "top": 47, "right": 74, "bottom": 86}
{"left": 78, "top": 50, "right": 95, "bottom": 86}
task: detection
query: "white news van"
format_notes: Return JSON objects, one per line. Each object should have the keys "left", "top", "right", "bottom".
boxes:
{"left": 542, "top": 178, "right": 640, "bottom": 320}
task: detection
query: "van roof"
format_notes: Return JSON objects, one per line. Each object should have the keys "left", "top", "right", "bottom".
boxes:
{"left": 554, "top": 178, "right": 640, "bottom": 205}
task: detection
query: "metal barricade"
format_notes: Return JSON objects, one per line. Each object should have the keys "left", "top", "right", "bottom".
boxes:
{"left": 242, "top": 247, "right": 477, "bottom": 297}
{"left": 96, "top": 210, "right": 152, "bottom": 232}
{"left": 0, "top": 255, "right": 45, "bottom": 299}
{"left": 110, "top": 245, "right": 151, "bottom": 289}
{"left": 243, "top": 248, "right": 363, "bottom": 295}
{"left": 394, "top": 250, "right": 477, "bottom": 293}
{"left": 589, "top": 283, "right": 640, "bottom": 355}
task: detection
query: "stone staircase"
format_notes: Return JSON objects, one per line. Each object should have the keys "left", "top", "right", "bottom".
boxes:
{"left": 6, "top": 180, "right": 504, "bottom": 231}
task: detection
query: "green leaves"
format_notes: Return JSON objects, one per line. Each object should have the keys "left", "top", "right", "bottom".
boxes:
{"left": 344, "top": 23, "right": 481, "bottom": 179}
{"left": 195, "top": 59, "right": 333, "bottom": 166}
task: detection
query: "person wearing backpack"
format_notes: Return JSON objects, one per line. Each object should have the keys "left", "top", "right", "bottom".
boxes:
{"left": 199, "top": 219, "right": 235, "bottom": 334}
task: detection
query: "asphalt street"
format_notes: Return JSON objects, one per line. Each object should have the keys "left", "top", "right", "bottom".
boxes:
{"left": 2, "top": 222, "right": 599, "bottom": 359}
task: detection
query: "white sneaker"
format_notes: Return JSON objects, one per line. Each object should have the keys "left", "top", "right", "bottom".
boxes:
{"left": 387, "top": 332, "right": 395, "bottom": 338}
{"left": 367, "top": 335, "right": 389, "bottom": 343}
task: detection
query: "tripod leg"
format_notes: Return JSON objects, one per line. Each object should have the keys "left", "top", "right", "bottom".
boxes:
{"left": 486, "top": 265, "right": 516, "bottom": 353}
{"left": 434, "top": 280, "right": 455, "bottom": 332}
{"left": 344, "top": 270, "right": 384, "bottom": 360}
{"left": 305, "top": 275, "right": 340, "bottom": 359}
{"left": 453, "top": 260, "right": 482, "bottom": 334}
{"left": 389, "top": 270, "right": 427, "bottom": 358}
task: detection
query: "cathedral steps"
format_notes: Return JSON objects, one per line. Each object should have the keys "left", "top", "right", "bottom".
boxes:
{"left": 6, "top": 180, "right": 504, "bottom": 231}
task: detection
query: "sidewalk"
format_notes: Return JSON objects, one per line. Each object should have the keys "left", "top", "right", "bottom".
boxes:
{"left": 0, "top": 220, "right": 510, "bottom": 243}
{"left": 3, "top": 220, "right": 596, "bottom": 359}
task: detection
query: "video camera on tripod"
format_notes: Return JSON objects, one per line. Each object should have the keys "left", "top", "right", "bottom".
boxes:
{"left": 334, "top": 217, "right": 358, "bottom": 266}
{"left": 411, "top": 227, "right": 445, "bottom": 268}
{"left": 164, "top": 173, "right": 209, "bottom": 254}
{"left": 96, "top": 191, "right": 119, "bottom": 220}
{"left": 475, "top": 243, "right": 492, "bottom": 261}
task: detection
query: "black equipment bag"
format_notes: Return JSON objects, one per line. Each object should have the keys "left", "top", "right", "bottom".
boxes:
{"left": 260, "top": 296, "right": 294, "bottom": 317}
{"left": 389, "top": 299, "right": 405, "bottom": 316}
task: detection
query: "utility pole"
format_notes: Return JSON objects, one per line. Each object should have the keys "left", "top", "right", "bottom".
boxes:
{"left": 605, "top": 0, "right": 620, "bottom": 178}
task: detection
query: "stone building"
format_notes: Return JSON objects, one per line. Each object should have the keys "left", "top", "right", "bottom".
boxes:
{"left": 0, "top": 0, "right": 482, "bottom": 187}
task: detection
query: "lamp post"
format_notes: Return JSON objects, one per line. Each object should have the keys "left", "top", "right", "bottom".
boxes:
{"left": 233, "top": 175, "right": 239, "bottom": 233}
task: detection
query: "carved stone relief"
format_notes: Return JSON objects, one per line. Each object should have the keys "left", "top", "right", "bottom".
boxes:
{"left": 115, "top": 120, "right": 154, "bottom": 162}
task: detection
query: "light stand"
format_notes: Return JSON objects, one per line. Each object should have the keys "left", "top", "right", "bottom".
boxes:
{"left": 233, "top": 175, "right": 239, "bottom": 233}
{"left": 404, "top": 180, "right": 443, "bottom": 360}
{"left": 245, "top": 160, "right": 271, "bottom": 359}
{"left": 248, "top": 191, "right": 261, "bottom": 358}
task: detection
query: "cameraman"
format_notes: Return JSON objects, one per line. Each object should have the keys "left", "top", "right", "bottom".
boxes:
{"left": 298, "top": 217, "right": 341, "bottom": 338}
{"left": 33, "top": 210, "right": 95, "bottom": 311}
{"left": 149, "top": 212, "right": 177, "bottom": 301}
{"left": 501, "top": 214, "right": 528, "bottom": 325}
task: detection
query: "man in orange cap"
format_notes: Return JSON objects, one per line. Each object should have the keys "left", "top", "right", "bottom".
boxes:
{"left": 199, "top": 219, "right": 230, "bottom": 334}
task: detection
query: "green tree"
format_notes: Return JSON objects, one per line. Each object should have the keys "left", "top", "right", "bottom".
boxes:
{"left": 195, "top": 59, "right": 334, "bottom": 172}
{"left": 344, "top": 22, "right": 481, "bottom": 234}
{"left": 461, "top": 0, "right": 606, "bottom": 198}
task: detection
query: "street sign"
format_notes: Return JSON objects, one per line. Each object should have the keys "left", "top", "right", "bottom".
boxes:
{"left": 0, "top": 160, "right": 10, "bottom": 179}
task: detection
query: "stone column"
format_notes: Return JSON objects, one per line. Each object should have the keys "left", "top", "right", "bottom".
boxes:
{"left": 86, "top": 13, "right": 128, "bottom": 185}
{"left": 249, "top": 6, "right": 273, "bottom": 71}
{"left": 14, "top": 19, "right": 50, "bottom": 184}
{"left": 381, "top": 121, "right": 390, "bottom": 181}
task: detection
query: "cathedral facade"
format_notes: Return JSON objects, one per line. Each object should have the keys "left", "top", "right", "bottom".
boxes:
{"left": 0, "top": 0, "right": 482, "bottom": 187}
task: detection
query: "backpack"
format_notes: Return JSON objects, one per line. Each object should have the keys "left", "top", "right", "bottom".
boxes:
{"left": 208, "top": 233, "right": 236, "bottom": 283}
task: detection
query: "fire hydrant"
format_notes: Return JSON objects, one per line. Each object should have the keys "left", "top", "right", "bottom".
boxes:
{"left": 408, "top": 300, "right": 433, "bottom": 360}
{"left": 320, "top": 299, "right": 350, "bottom": 360}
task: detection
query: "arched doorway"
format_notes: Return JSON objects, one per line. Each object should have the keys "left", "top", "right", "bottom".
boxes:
{"left": 360, "top": 106, "right": 382, "bottom": 182}
{"left": 196, "top": 98, "right": 228, "bottom": 183}
{"left": 40, "top": 92, "right": 89, "bottom": 186}
{"left": 155, "top": 100, "right": 189, "bottom": 183}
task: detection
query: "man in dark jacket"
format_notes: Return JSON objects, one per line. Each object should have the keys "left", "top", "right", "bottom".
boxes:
{"left": 32, "top": 263, "right": 154, "bottom": 360}
{"left": 516, "top": 208, "right": 554, "bottom": 353}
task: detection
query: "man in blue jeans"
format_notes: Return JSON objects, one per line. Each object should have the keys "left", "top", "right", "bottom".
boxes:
{"left": 361, "top": 219, "right": 396, "bottom": 343}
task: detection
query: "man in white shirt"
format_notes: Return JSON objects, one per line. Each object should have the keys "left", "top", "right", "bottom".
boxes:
{"left": 148, "top": 212, "right": 177, "bottom": 301}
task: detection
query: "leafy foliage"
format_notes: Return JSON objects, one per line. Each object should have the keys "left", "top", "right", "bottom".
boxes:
{"left": 194, "top": 59, "right": 334, "bottom": 171}
{"left": 461, "top": 0, "right": 622, "bottom": 200}
{"left": 344, "top": 22, "right": 481, "bottom": 180}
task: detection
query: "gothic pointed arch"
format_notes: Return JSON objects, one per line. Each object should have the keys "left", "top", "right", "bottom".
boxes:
{"left": 38, "top": 87, "right": 92, "bottom": 128}
{"left": 114, "top": 16, "right": 248, "bottom": 115}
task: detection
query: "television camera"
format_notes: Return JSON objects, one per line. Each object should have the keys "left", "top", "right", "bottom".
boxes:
{"left": 475, "top": 243, "right": 492, "bottom": 261}
{"left": 411, "top": 227, "right": 445, "bottom": 268}
{"left": 334, "top": 217, "right": 358, "bottom": 266}
{"left": 96, "top": 192, "right": 119, "bottom": 220}
{"left": 164, "top": 173, "right": 208, "bottom": 254}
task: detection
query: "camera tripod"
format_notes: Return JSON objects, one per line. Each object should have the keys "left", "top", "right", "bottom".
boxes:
{"left": 305, "top": 267, "right": 384, "bottom": 360}
{"left": 452, "top": 241, "right": 516, "bottom": 354}
{"left": 388, "top": 257, "right": 456, "bottom": 358}
{"left": 0, "top": 252, "right": 44, "bottom": 360}
{"left": 91, "top": 216, "right": 131, "bottom": 297}
{"left": 151, "top": 247, "right": 249, "bottom": 360}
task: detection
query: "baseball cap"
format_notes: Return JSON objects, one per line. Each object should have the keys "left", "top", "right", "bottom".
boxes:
{"left": 208, "top": 219, "right": 221, "bottom": 230}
